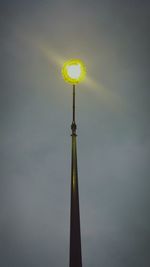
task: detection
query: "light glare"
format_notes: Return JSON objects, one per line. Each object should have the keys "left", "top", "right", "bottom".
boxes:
{"left": 62, "top": 59, "right": 86, "bottom": 84}
{"left": 67, "top": 64, "right": 81, "bottom": 79}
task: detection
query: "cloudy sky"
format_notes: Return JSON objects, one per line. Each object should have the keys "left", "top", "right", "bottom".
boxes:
{"left": 1, "top": 0, "right": 150, "bottom": 266}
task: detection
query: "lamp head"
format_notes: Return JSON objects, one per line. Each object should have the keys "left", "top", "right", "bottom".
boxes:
{"left": 62, "top": 59, "right": 86, "bottom": 84}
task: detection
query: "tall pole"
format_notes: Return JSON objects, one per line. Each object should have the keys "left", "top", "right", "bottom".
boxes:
{"left": 69, "top": 84, "right": 82, "bottom": 267}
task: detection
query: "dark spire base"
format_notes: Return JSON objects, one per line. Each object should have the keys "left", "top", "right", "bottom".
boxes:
{"left": 69, "top": 133, "right": 82, "bottom": 267}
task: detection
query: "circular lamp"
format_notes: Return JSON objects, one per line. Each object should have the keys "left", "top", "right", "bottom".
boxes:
{"left": 62, "top": 59, "right": 86, "bottom": 84}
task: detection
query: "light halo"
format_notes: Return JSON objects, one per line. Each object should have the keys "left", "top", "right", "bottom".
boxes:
{"left": 62, "top": 59, "right": 86, "bottom": 84}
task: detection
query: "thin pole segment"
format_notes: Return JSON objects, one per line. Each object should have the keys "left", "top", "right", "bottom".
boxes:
{"left": 71, "top": 84, "right": 77, "bottom": 135}
{"left": 73, "top": 84, "right": 75, "bottom": 123}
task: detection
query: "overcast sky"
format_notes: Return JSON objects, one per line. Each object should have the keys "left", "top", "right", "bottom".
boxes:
{"left": 1, "top": 0, "right": 150, "bottom": 266}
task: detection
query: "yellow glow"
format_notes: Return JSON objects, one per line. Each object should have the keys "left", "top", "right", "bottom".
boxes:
{"left": 62, "top": 59, "right": 86, "bottom": 84}
{"left": 67, "top": 64, "right": 81, "bottom": 79}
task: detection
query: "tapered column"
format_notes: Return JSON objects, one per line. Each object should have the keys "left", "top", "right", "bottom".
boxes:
{"left": 69, "top": 85, "right": 82, "bottom": 267}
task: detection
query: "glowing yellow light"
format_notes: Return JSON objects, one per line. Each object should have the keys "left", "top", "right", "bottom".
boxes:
{"left": 62, "top": 59, "right": 86, "bottom": 84}
{"left": 67, "top": 64, "right": 81, "bottom": 79}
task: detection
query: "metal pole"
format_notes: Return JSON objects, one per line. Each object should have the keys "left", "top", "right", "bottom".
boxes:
{"left": 70, "top": 84, "right": 82, "bottom": 267}
{"left": 71, "top": 84, "right": 77, "bottom": 135}
{"left": 73, "top": 84, "right": 75, "bottom": 122}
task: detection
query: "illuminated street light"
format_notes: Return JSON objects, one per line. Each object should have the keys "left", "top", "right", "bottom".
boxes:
{"left": 62, "top": 59, "right": 86, "bottom": 267}
{"left": 62, "top": 59, "right": 86, "bottom": 84}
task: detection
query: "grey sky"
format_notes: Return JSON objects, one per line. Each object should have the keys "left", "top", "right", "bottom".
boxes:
{"left": 1, "top": 0, "right": 150, "bottom": 266}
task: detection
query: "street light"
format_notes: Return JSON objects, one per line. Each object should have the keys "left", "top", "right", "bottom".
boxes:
{"left": 62, "top": 59, "right": 86, "bottom": 84}
{"left": 62, "top": 59, "right": 86, "bottom": 267}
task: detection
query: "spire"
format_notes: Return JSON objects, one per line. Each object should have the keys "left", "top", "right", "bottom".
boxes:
{"left": 69, "top": 85, "right": 82, "bottom": 267}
